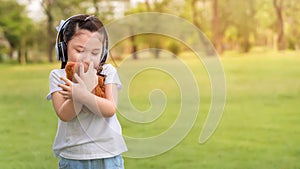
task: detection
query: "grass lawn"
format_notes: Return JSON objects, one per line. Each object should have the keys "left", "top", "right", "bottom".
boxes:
{"left": 0, "top": 51, "right": 300, "bottom": 168}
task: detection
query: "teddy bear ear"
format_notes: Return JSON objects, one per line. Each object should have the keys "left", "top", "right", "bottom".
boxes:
{"left": 65, "top": 62, "right": 76, "bottom": 80}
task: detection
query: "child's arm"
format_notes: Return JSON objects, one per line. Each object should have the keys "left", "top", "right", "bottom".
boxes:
{"left": 52, "top": 62, "right": 98, "bottom": 121}
{"left": 58, "top": 63, "right": 118, "bottom": 118}
{"left": 51, "top": 92, "right": 78, "bottom": 121}
{"left": 70, "top": 74, "right": 118, "bottom": 118}
{"left": 78, "top": 83, "right": 118, "bottom": 118}
{"left": 52, "top": 76, "right": 84, "bottom": 122}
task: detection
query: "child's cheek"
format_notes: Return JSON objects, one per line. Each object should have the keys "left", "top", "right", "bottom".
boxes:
{"left": 68, "top": 51, "right": 80, "bottom": 62}
{"left": 92, "top": 59, "right": 99, "bottom": 68}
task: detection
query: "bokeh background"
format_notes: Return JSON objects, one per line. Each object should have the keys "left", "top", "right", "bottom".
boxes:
{"left": 0, "top": 0, "right": 299, "bottom": 168}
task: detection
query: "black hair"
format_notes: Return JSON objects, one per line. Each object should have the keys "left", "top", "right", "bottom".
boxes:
{"left": 63, "top": 15, "right": 106, "bottom": 44}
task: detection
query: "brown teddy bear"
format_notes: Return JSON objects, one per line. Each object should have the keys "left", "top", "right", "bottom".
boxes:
{"left": 65, "top": 62, "right": 106, "bottom": 98}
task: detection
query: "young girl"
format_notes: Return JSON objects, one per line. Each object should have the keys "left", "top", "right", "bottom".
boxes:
{"left": 46, "top": 14, "right": 127, "bottom": 169}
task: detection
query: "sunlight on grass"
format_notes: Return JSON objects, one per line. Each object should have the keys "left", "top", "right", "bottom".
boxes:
{"left": 0, "top": 54, "right": 300, "bottom": 168}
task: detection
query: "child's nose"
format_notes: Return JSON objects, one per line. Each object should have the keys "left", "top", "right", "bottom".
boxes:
{"left": 79, "top": 53, "right": 91, "bottom": 62}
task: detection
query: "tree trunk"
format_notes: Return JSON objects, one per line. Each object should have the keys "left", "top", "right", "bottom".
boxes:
{"left": 154, "top": 49, "right": 160, "bottom": 59}
{"left": 191, "top": 0, "right": 215, "bottom": 56}
{"left": 47, "top": 10, "right": 55, "bottom": 62}
{"left": 18, "top": 39, "right": 26, "bottom": 64}
{"left": 130, "top": 27, "right": 138, "bottom": 60}
{"left": 191, "top": 0, "right": 201, "bottom": 30}
{"left": 211, "top": 0, "right": 223, "bottom": 54}
{"left": 273, "top": 0, "right": 285, "bottom": 50}
{"left": 42, "top": 0, "right": 55, "bottom": 62}
{"left": 241, "top": 36, "right": 251, "bottom": 53}
{"left": 8, "top": 47, "right": 13, "bottom": 59}
{"left": 18, "top": 47, "right": 26, "bottom": 64}
{"left": 145, "top": 0, "right": 152, "bottom": 11}
{"left": 132, "top": 45, "right": 138, "bottom": 60}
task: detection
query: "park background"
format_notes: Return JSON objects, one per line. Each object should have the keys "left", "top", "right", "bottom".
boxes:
{"left": 0, "top": 0, "right": 300, "bottom": 168}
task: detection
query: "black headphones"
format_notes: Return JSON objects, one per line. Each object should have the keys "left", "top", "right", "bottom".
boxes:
{"left": 55, "top": 14, "right": 109, "bottom": 69}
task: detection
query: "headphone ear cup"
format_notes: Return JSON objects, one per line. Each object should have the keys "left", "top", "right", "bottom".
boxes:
{"left": 55, "top": 42, "right": 60, "bottom": 61}
{"left": 100, "top": 49, "right": 108, "bottom": 63}
{"left": 56, "top": 41, "right": 68, "bottom": 62}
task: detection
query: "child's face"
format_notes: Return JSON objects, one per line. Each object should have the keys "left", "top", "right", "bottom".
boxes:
{"left": 67, "top": 29, "right": 104, "bottom": 68}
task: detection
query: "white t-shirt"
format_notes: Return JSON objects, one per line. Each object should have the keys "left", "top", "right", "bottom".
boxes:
{"left": 46, "top": 64, "right": 127, "bottom": 160}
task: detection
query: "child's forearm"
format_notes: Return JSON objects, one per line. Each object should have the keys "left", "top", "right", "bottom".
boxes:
{"left": 58, "top": 99, "right": 81, "bottom": 121}
{"left": 52, "top": 91, "right": 82, "bottom": 122}
{"left": 79, "top": 91, "right": 116, "bottom": 118}
{"left": 67, "top": 73, "right": 118, "bottom": 118}
{"left": 81, "top": 93, "right": 116, "bottom": 118}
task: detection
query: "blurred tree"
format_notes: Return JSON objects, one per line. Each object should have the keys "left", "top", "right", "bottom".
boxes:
{"left": 273, "top": 0, "right": 285, "bottom": 50}
{"left": 27, "top": 0, "right": 300, "bottom": 62}
{"left": 190, "top": 0, "right": 215, "bottom": 56}
{"left": 92, "top": 0, "right": 101, "bottom": 17}
{"left": 211, "top": 0, "right": 222, "bottom": 53}
{"left": 124, "top": 0, "right": 173, "bottom": 59}
{"left": 41, "top": 0, "right": 85, "bottom": 62}
{"left": 224, "top": 0, "right": 256, "bottom": 53}
{"left": 0, "top": 0, "right": 34, "bottom": 64}
{"left": 211, "top": 0, "right": 230, "bottom": 54}
{"left": 168, "top": 40, "right": 182, "bottom": 57}
{"left": 124, "top": 3, "right": 148, "bottom": 60}
{"left": 40, "top": 0, "right": 131, "bottom": 62}
{"left": 253, "top": 0, "right": 276, "bottom": 48}
{"left": 0, "top": 27, "right": 10, "bottom": 62}
{"left": 108, "top": 0, "right": 300, "bottom": 57}
{"left": 41, "top": 0, "right": 55, "bottom": 62}
{"left": 88, "top": 0, "right": 131, "bottom": 22}
{"left": 144, "top": 0, "right": 172, "bottom": 58}
{"left": 285, "top": 0, "right": 300, "bottom": 50}
{"left": 129, "top": 26, "right": 138, "bottom": 60}
{"left": 191, "top": 0, "right": 202, "bottom": 31}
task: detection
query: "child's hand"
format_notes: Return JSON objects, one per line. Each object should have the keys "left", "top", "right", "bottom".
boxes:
{"left": 78, "top": 62, "right": 98, "bottom": 92}
{"left": 58, "top": 77, "right": 73, "bottom": 100}
{"left": 72, "top": 73, "right": 93, "bottom": 103}
{"left": 58, "top": 77, "right": 83, "bottom": 114}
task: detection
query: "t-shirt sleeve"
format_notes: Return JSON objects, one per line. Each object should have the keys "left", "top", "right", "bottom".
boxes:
{"left": 46, "top": 69, "right": 66, "bottom": 100}
{"left": 103, "top": 64, "right": 122, "bottom": 90}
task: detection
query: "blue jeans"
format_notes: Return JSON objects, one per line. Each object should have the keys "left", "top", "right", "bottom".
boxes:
{"left": 58, "top": 155, "right": 124, "bottom": 169}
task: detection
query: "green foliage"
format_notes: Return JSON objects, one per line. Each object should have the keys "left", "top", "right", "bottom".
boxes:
{"left": 0, "top": 27, "right": 9, "bottom": 60}
{"left": 168, "top": 41, "right": 182, "bottom": 56}
{"left": 1, "top": 0, "right": 300, "bottom": 63}
{"left": 0, "top": 0, "right": 26, "bottom": 48}
{"left": 0, "top": 0, "right": 35, "bottom": 64}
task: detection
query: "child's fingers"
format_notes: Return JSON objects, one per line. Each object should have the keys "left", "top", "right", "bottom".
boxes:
{"left": 59, "top": 91, "right": 71, "bottom": 99}
{"left": 59, "top": 90, "right": 69, "bottom": 97}
{"left": 58, "top": 83, "right": 70, "bottom": 91}
{"left": 74, "top": 73, "right": 84, "bottom": 84}
{"left": 60, "top": 77, "right": 72, "bottom": 86}
{"left": 59, "top": 90, "right": 68, "bottom": 95}
{"left": 88, "top": 61, "right": 94, "bottom": 71}
{"left": 79, "top": 63, "right": 84, "bottom": 76}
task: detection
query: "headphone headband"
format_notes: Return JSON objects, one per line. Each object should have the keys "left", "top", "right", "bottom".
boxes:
{"left": 55, "top": 14, "right": 109, "bottom": 69}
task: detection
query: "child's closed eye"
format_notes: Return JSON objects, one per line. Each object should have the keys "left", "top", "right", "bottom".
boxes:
{"left": 76, "top": 49, "right": 84, "bottom": 53}
{"left": 91, "top": 49, "right": 101, "bottom": 56}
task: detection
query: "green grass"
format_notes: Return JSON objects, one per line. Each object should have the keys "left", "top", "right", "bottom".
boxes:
{"left": 0, "top": 52, "right": 300, "bottom": 168}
